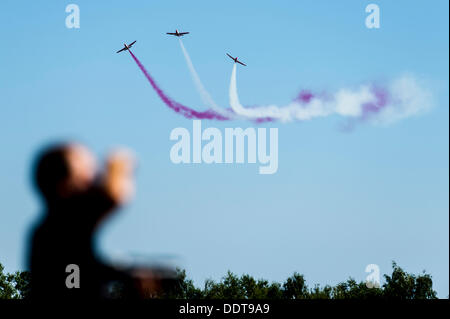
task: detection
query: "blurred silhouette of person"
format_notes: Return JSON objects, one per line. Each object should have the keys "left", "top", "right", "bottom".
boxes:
{"left": 29, "top": 142, "right": 163, "bottom": 300}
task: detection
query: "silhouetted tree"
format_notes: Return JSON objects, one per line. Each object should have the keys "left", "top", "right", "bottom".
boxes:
{"left": 0, "top": 263, "right": 31, "bottom": 299}
{"left": 382, "top": 262, "right": 436, "bottom": 299}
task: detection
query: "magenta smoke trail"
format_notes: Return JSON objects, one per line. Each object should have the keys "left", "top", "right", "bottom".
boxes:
{"left": 360, "top": 86, "right": 390, "bottom": 120}
{"left": 294, "top": 86, "right": 390, "bottom": 120}
{"left": 128, "top": 49, "right": 399, "bottom": 125}
{"left": 128, "top": 50, "right": 274, "bottom": 123}
{"left": 128, "top": 49, "right": 229, "bottom": 120}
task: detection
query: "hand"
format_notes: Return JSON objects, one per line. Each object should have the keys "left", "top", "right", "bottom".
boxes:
{"left": 102, "top": 148, "right": 136, "bottom": 205}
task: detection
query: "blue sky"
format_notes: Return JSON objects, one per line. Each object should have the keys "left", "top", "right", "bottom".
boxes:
{"left": 0, "top": 0, "right": 448, "bottom": 296}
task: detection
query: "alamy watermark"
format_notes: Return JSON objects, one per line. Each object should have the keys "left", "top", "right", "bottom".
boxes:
{"left": 365, "top": 4, "right": 380, "bottom": 29}
{"left": 365, "top": 264, "right": 381, "bottom": 288}
{"left": 65, "top": 4, "right": 80, "bottom": 29}
{"left": 65, "top": 264, "right": 80, "bottom": 288}
{"left": 169, "top": 120, "right": 278, "bottom": 174}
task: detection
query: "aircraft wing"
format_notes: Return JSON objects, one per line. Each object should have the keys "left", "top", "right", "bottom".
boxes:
{"left": 237, "top": 61, "right": 246, "bottom": 66}
{"left": 128, "top": 41, "right": 136, "bottom": 47}
{"left": 166, "top": 32, "right": 177, "bottom": 35}
{"left": 226, "top": 53, "right": 234, "bottom": 59}
{"left": 116, "top": 47, "right": 126, "bottom": 53}
{"left": 180, "top": 32, "right": 189, "bottom": 35}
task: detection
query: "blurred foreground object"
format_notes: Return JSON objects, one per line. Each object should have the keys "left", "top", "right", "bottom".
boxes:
{"left": 28, "top": 142, "right": 175, "bottom": 300}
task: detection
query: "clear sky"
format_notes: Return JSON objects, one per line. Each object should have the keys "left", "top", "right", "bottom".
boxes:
{"left": 0, "top": 0, "right": 448, "bottom": 296}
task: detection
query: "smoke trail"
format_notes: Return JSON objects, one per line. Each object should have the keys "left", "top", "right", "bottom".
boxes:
{"left": 229, "top": 64, "right": 432, "bottom": 124}
{"left": 128, "top": 49, "right": 273, "bottom": 123}
{"left": 229, "top": 64, "right": 255, "bottom": 117}
{"left": 128, "top": 49, "right": 229, "bottom": 120}
{"left": 178, "top": 39, "right": 234, "bottom": 118}
{"left": 128, "top": 48, "right": 430, "bottom": 126}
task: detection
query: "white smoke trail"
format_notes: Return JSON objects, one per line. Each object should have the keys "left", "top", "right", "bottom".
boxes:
{"left": 229, "top": 64, "right": 432, "bottom": 124}
{"left": 178, "top": 39, "right": 234, "bottom": 118}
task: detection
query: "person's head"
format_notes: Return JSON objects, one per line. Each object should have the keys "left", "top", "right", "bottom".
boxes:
{"left": 33, "top": 142, "right": 97, "bottom": 203}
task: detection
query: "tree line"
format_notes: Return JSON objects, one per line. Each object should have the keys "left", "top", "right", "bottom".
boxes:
{"left": 1, "top": 261, "right": 437, "bottom": 299}
{"left": 156, "top": 262, "right": 436, "bottom": 299}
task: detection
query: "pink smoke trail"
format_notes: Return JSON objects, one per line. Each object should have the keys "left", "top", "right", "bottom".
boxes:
{"left": 360, "top": 86, "right": 390, "bottom": 120}
{"left": 128, "top": 50, "right": 274, "bottom": 123}
{"left": 294, "top": 86, "right": 390, "bottom": 119}
{"left": 128, "top": 49, "right": 229, "bottom": 120}
{"left": 130, "top": 49, "right": 394, "bottom": 125}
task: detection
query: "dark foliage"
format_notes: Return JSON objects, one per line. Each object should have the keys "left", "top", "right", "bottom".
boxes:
{"left": 0, "top": 261, "right": 437, "bottom": 299}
